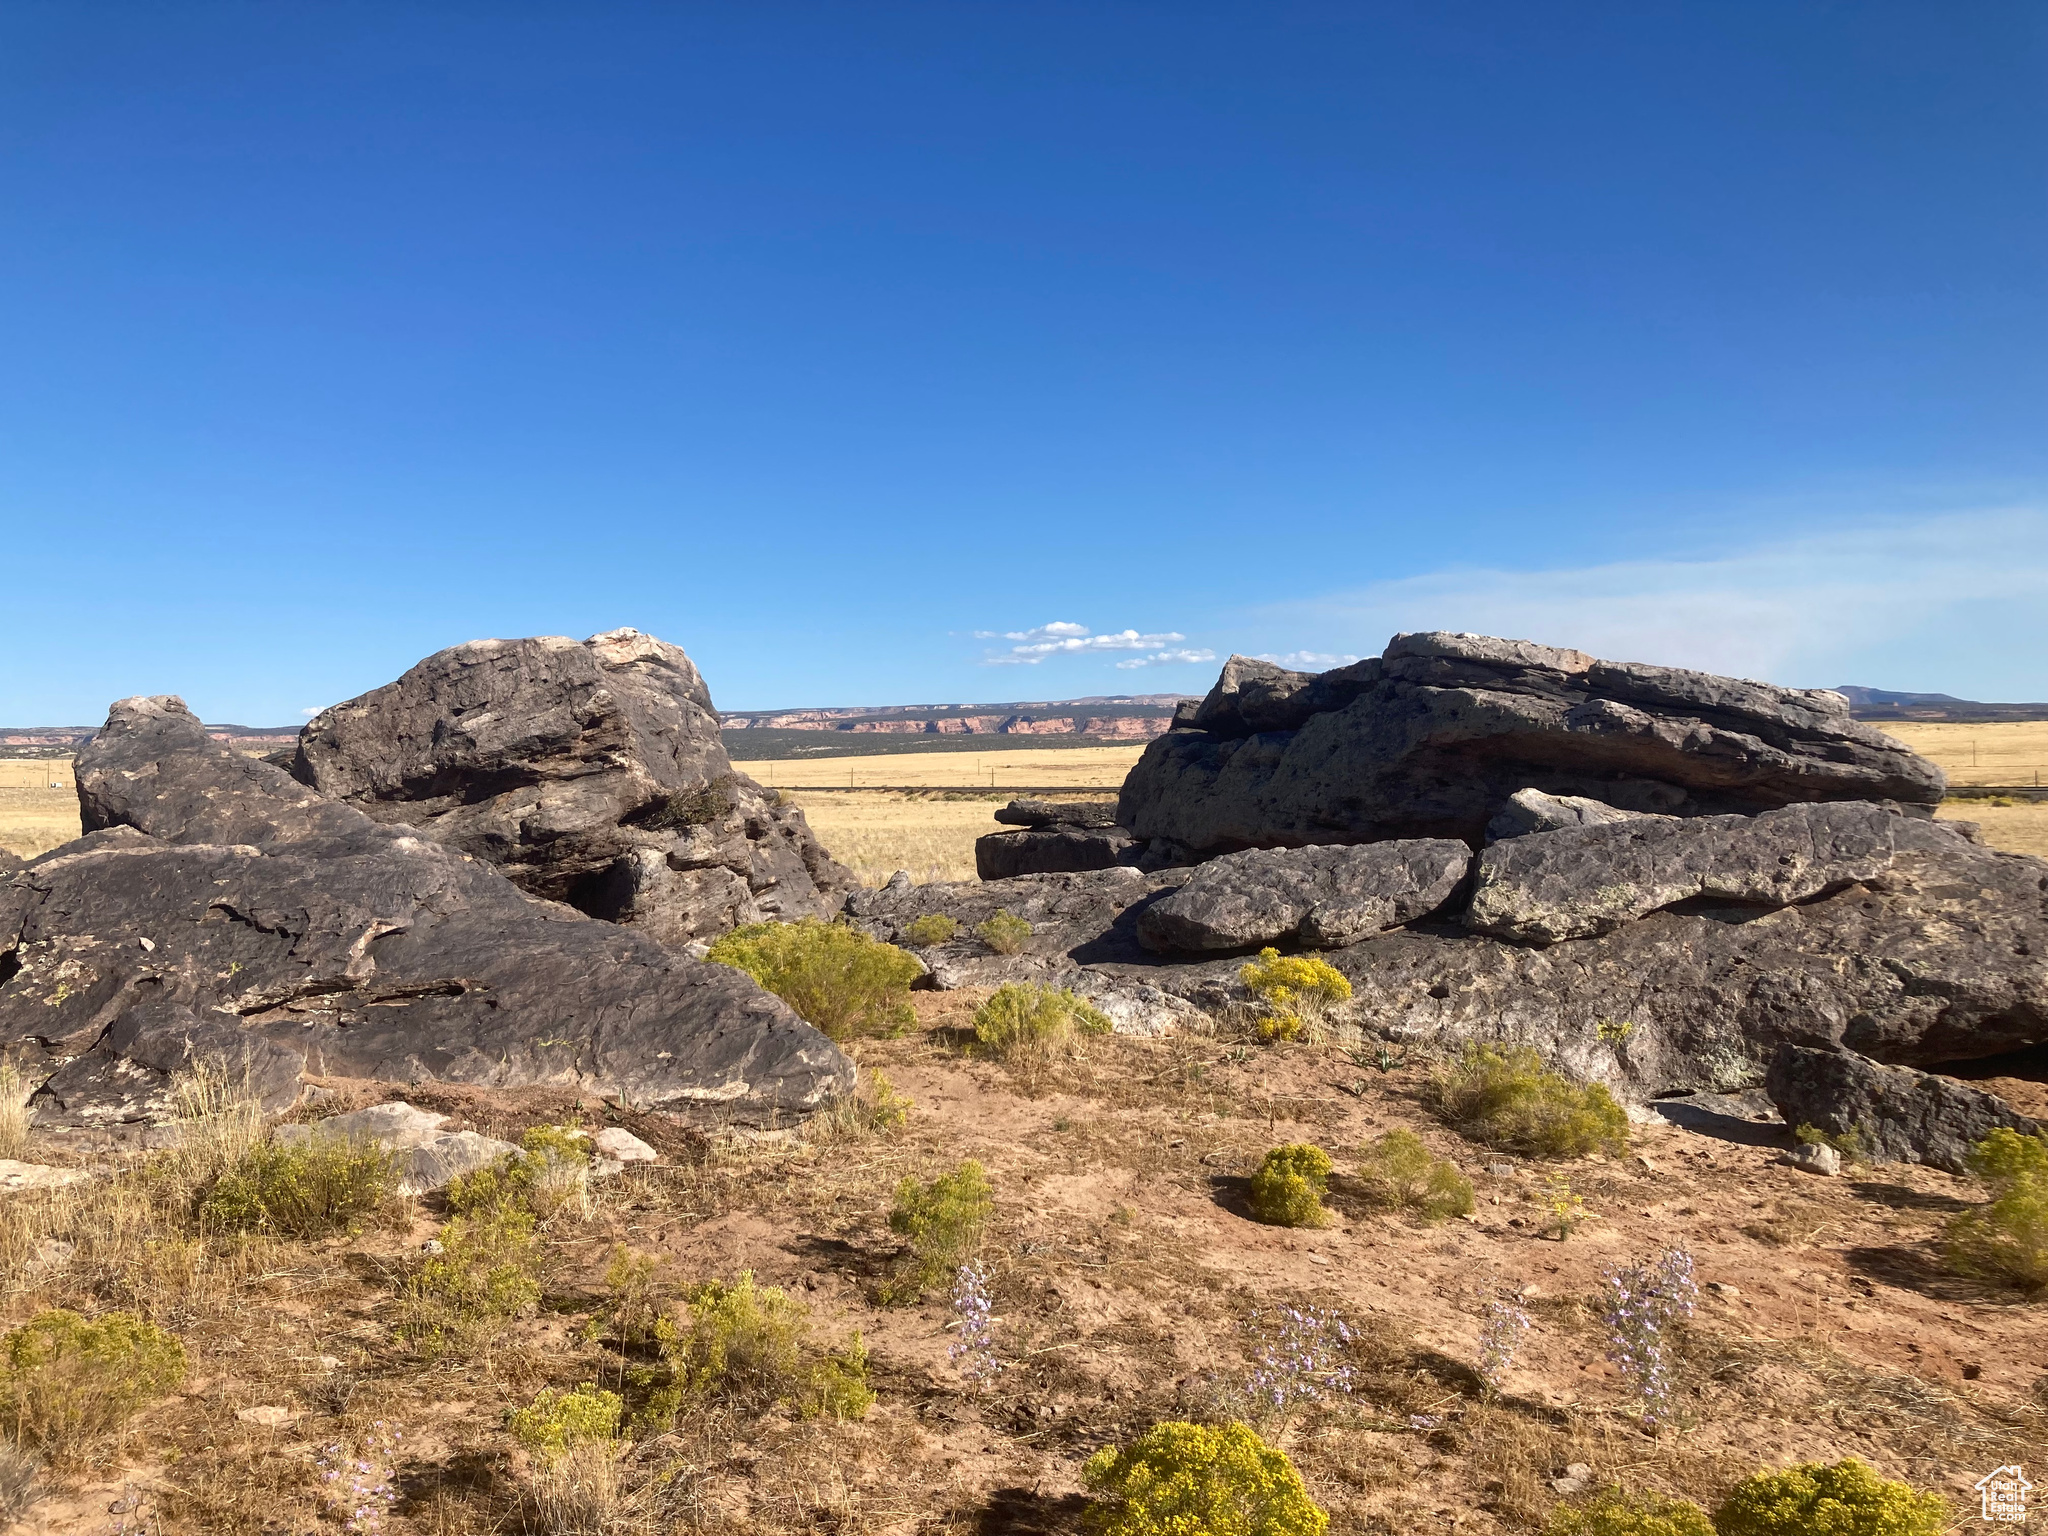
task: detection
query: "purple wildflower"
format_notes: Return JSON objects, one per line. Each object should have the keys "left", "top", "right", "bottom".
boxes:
{"left": 1600, "top": 1248, "right": 1697, "bottom": 1427}
{"left": 948, "top": 1262, "right": 1001, "bottom": 1389}
{"left": 312, "top": 1420, "right": 403, "bottom": 1533}
{"left": 1476, "top": 1295, "right": 1531, "bottom": 1397}
{"left": 1240, "top": 1304, "right": 1355, "bottom": 1423}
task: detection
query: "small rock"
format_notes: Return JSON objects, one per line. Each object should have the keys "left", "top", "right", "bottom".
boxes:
{"left": 26, "top": 1237, "right": 76, "bottom": 1277}
{"left": 1706, "top": 1281, "right": 1741, "bottom": 1299}
{"left": 1784, "top": 1142, "right": 1842, "bottom": 1177}
{"left": 315, "top": 1355, "right": 343, "bottom": 1371}
{"left": 1486, "top": 1163, "right": 1515, "bottom": 1178}
{"left": 397, "top": 1131, "right": 522, "bottom": 1196}
{"left": 1962, "top": 1363, "right": 1983, "bottom": 1381}
{"left": 420, "top": 1238, "right": 445, "bottom": 1255}
{"left": 235, "top": 1405, "right": 297, "bottom": 1428}
{"left": 0, "top": 1160, "right": 92, "bottom": 1192}
{"left": 592, "top": 1127, "right": 658, "bottom": 1164}
{"left": 1635, "top": 1155, "right": 1658, "bottom": 1174}
{"left": 884, "top": 869, "right": 915, "bottom": 892}
{"left": 1550, "top": 1463, "right": 1594, "bottom": 1495}
{"left": 276, "top": 1101, "right": 450, "bottom": 1152}
{"left": 137, "top": 936, "right": 155, "bottom": 951}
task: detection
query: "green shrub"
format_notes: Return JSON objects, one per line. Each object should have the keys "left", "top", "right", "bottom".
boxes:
{"left": 0, "top": 1309, "right": 185, "bottom": 1459}
{"left": 1943, "top": 1128, "right": 2048, "bottom": 1292}
{"left": 904, "top": 913, "right": 960, "bottom": 947}
{"left": 1248, "top": 1144, "right": 1333, "bottom": 1228}
{"left": 972, "top": 983, "right": 1113, "bottom": 1063}
{"left": 445, "top": 1123, "right": 593, "bottom": 1223}
{"left": 591, "top": 1245, "right": 666, "bottom": 1349}
{"left": 199, "top": 1136, "right": 398, "bottom": 1238}
{"left": 975, "top": 910, "right": 1034, "bottom": 956}
{"left": 402, "top": 1205, "right": 544, "bottom": 1352}
{"left": 707, "top": 919, "right": 922, "bottom": 1038}
{"left": 1429, "top": 1043, "right": 1629, "bottom": 1158}
{"left": 1541, "top": 1489, "right": 1713, "bottom": 1536}
{"left": 815, "top": 1067, "right": 914, "bottom": 1141}
{"left": 658, "top": 1271, "right": 872, "bottom": 1421}
{"left": 889, "top": 1160, "right": 993, "bottom": 1293}
{"left": 1713, "top": 1458, "right": 1948, "bottom": 1536}
{"left": 1240, "top": 948, "right": 1351, "bottom": 1040}
{"left": 507, "top": 1383, "right": 624, "bottom": 1459}
{"left": 1795, "top": 1123, "right": 1869, "bottom": 1164}
{"left": 1352, "top": 1130, "right": 1473, "bottom": 1221}
{"left": 799, "top": 1332, "right": 876, "bottom": 1421}
{"left": 1082, "top": 1420, "right": 1327, "bottom": 1536}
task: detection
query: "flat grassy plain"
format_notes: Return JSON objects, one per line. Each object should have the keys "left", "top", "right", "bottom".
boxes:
{"left": 6, "top": 727, "right": 2048, "bottom": 866}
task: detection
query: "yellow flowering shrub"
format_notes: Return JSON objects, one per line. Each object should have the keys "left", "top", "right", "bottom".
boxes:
{"left": 1082, "top": 1420, "right": 1327, "bottom": 1536}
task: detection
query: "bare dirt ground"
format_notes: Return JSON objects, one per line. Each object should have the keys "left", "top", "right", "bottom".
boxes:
{"left": 6, "top": 993, "right": 2039, "bottom": 1534}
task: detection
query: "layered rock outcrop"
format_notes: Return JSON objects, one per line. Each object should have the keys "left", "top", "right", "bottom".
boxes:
{"left": 1764, "top": 1044, "right": 2040, "bottom": 1174}
{"left": 975, "top": 799, "right": 1139, "bottom": 880}
{"left": 294, "top": 630, "right": 853, "bottom": 945}
{"left": 2, "top": 696, "right": 852, "bottom": 1129}
{"left": 1136, "top": 840, "right": 1470, "bottom": 952}
{"left": 1118, "top": 633, "right": 1945, "bottom": 857}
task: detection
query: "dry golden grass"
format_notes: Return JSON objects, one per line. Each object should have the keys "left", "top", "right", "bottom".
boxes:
{"left": 1937, "top": 802, "right": 2048, "bottom": 858}
{"left": 749, "top": 744, "right": 1145, "bottom": 790}
{"left": 785, "top": 791, "right": 1006, "bottom": 884}
{"left": 1881, "top": 720, "right": 2048, "bottom": 787}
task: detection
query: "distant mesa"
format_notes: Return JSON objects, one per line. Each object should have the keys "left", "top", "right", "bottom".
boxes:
{"left": 1831, "top": 685, "right": 2048, "bottom": 723}
{"left": 717, "top": 695, "right": 1195, "bottom": 741}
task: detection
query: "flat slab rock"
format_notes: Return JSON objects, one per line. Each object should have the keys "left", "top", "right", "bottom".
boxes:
{"left": 1764, "top": 1044, "right": 2040, "bottom": 1175}
{"left": 1121, "top": 632, "right": 1945, "bottom": 856}
{"left": 292, "top": 629, "right": 854, "bottom": 945}
{"left": 2, "top": 696, "right": 853, "bottom": 1130}
{"left": 1466, "top": 801, "right": 1902, "bottom": 944}
{"left": 1136, "top": 839, "right": 1471, "bottom": 952}
{"left": 975, "top": 826, "right": 1138, "bottom": 880}
{"left": 1087, "top": 814, "right": 2048, "bottom": 1101}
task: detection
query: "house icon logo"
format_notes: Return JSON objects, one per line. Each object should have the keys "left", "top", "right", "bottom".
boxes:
{"left": 1977, "top": 1465, "right": 2031, "bottom": 1524}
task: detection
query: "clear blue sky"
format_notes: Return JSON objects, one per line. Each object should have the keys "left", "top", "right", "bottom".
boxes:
{"left": 3, "top": 2, "right": 2043, "bottom": 723}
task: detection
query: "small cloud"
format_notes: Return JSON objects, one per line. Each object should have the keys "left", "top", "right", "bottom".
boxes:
{"left": 1114, "top": 648, "right": 1217, "bottom": 669}
{"left": 1254, "top": 651, "right": 1362, "bottom": 670}
{"left": 976, "top": 622, "right": 1192, "bottom": 664}
{"left": 301, "top": 707, "right": 321, "bottom": 717}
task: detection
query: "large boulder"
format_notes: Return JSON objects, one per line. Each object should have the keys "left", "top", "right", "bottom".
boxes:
{"left": 1085, "top": 815, "right": 2048, "bottom": 1100}
{"left": 2, "top": 697, "right": 853, "bottom": 1128}
{"left": 1764, "top": 1044, "right": 2040, "bottom": 1174}
{"left": 292, "top": 630, "right": 853, "bottom": 945}
{"left": 1118, "top": 634, "right": 1945, "bottom": 857}
{"left": 1135, "top": 839, "right": 1470, "bottom": 953}
{"left": 1465, "top": 801, "right": 1900, "bottom": 945}
{"left": 975, "top": 799, "right": 1140, "bottom": 879}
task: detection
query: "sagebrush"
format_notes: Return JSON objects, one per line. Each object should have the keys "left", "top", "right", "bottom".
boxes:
{"left": 975, "top": 910, "right": 1033, "bottom": 956}
{"left": 1943, "top": 1128, "right": 2047, "bottom": 1292}
{"left": 1082, "top": 1420, "right": 1327, "bottom": 1536}
{"left": 1541, "top": 1489, "right": 1713, "bottom": 1536}
{"left": 1248, "top": 1143, "right": 1333, "bottom": 1228}
{"left": 1351, "top": 1129, "right": 1473, "bottom": 1221}
{"left": 890, "top": 1159, "right": 993, "bottom": 1292}
{"left": 1429, "top": 1043, "right": 1629, "bottom": 1158}
{"left": 707, "top": 918, "right": 923, "bottom": 1037}
{"left": 0, "top": 1308, "right": 185, "bottom": 1462}
{"left": 972, "top": 982, "right": 1112, "bottom": 1063}
{"left": 1713, "top": 1457, "right": 1948, "bottom": 1536}
{"left": 200, "top": 1136, "right": 398, "bottom": 1238}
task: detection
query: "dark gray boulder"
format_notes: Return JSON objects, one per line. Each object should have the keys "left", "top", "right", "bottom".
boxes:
{"left": 4, "top": 696, "right": 853, "bottom": 1128}
{"left": 1465, "top": 801, "right": 1901, "bottom": 944}
{"left": 1764, "top": 1044, "right": 2040, "bottom": 1174}
{"left": 1485, "top": 788, "right": 1658, "bottom": 842}
{"left": 993, "top": 799, "right": 1122, "bottom": 830}
{"left": 976, "top": 799, "right": 1139, "bottom": 879}
{"left": 1135, "top": 839, "right": 1470, "bottom": 953}
{"left": 1118, "top": 634, "right": 1945, "bottom": 857}
{"left": 844, "top": 866, "right": 1175, "bottom": 989}
{"left": 292, "top": 629, "right": 853, "bottom": 945}
{"left": 1084, "top": 814, "right": 2047, "bottom": 1101}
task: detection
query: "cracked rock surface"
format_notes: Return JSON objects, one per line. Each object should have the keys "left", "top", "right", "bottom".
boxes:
{"left": 1118, "top": 632, "right": 1946, "bottom": 857}
{"left": 2, "top": 696, "right": 852, "bottom": 1129}
{"left": 293, "top": 628, "right": 854, "bottom": 945}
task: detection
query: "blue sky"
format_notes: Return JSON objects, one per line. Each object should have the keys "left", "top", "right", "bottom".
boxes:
{"left": 2, "top": 2, "right": 2043, "bottom": 723}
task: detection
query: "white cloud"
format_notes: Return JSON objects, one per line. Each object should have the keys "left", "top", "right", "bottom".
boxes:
{"left": 1246, "top": 508, "right": 2048, "bottom": 696}
{"left": 978, "top": 622, "right": 1192, "bottom": 665}
{"left": 1254, "top": 650, "right": 1363, "bottom": 670}
{"left": 1114, "top": 648, "right": 1218, "bottom": 669}
{"left": 301, "top": 707, "right": 321, "bottom": 717}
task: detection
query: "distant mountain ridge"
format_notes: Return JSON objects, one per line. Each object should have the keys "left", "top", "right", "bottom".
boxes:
{"left": 717, "top": 694, "right": 1198, "bottom": 740}
{"left": 1833, "top": 687, "right": 2048, "bottom": 723}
